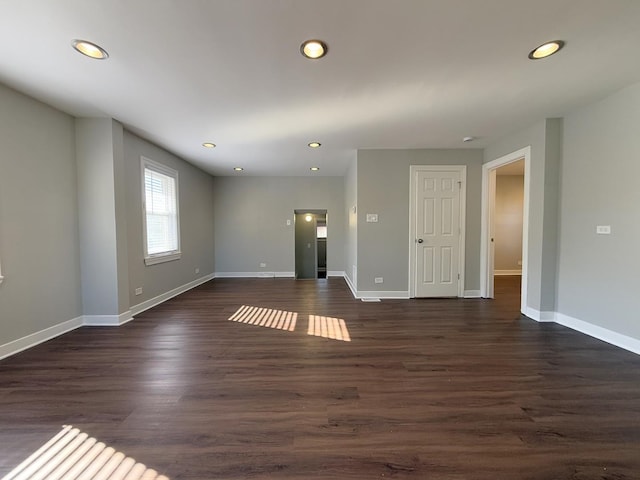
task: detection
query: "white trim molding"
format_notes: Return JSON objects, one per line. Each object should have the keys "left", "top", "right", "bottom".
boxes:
{"left": 463, "top": 290, "right": 481, "bottom": 298}
{"left": 327, "top": 271, "right": 345, "bottom": 277}
{"left": 495, "top": 270, "right": 522, "bottom": 276}
{"left": 523, "top": 307, "right": 556, "bottom": 322}
{"left": 130, "top": 273, "right": 215, "bottom": 316}
{"left": 522, "top": 310, "right": 640, "bottom": 356}
{"left": 342, "top": 275, "right": 409, "bottom": 300}
{"left": 83, "top": 311, "right": 133, "bottom": 327}
{"left": 0, "top": 316, "right": 84, "bottom": 360}
{"left": 555, "top": 313, "right": 640, "bottom": 355}
{"left": 480, "top": 146, "right": 531, "bottom": 314}
{"left": 343, "top": 274, "right": 358, "bottom": 298}
{"left": 214, "top": 272, "right": 295, "bottom": 278}
{"left": 358, "top": 290, "right": 410, "bottom": 299}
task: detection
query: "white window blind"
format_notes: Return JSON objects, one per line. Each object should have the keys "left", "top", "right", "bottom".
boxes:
{"left": 142, "top": 157, "right": 181, "bottom": 265}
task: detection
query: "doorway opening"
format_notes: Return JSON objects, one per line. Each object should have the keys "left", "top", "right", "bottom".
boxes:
{"left": 480, "top": 146, "right": 531, "bottom": 314}
{"left": 294, "top": 209, "right": 327, "bottom": 280}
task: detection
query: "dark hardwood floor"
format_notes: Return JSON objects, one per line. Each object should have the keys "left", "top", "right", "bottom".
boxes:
{"left": 1, "top": 276, "right": 640, "bottom": 479}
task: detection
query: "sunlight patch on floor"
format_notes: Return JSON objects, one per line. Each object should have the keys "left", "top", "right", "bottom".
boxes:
{"left": 308, "top": 315, "right": 351, "bottom": 342}
{"left": 3, "top": 425, "right": 169, "bottom": 480}
{"left": 228, "top": 305, "right": 297, "bottom": 332}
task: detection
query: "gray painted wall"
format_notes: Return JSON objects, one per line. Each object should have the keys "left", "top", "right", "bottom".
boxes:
{"left": 124, "top": 131, "right": 215, "bottom": 307}
{"left": 76, "top": 118, "right": 130, "bottom": 317}
{"left": 557, "top": 82, "right": 640, "bottom": 339}
{"left": 483, "top": 119, "right": 562, "bottom": 313}
{"left": 356, "top": 149, "right": 483, "bottom": 293}
{"left": 495, "top": 175, "right": 524, "bottom": 271}
{"left": 0, "top": 83, "right": 82, "bottom": 345}
{"left": 294, "top": 213, "right": 317, "bottom": 279}
{"left": 344, "top": 158, "right": 358, "bottom": 287}
{"left": 212, "top": 176, "right": 345, "bottom": 274}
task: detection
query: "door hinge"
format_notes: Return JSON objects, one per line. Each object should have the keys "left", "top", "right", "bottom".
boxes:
{"left": 457, "top": 273, "right": 460, "bottom": 279}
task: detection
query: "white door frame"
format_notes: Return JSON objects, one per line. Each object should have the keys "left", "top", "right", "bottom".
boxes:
{"left": 480, "top": 146, "right": 531, "bottom": 314}
{"left": 408, "top": 165, "right": 467, "bottom": 298}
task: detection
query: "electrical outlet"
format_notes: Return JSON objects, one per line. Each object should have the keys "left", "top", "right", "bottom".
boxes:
{"left": 135, "top": 287, "right": 143, "bottom": 296}
{"left": 195, "top": 267, "right": 200, "bottom": 274}
{"left": 374, "top": 277, "right": 383, "bottom": 284}
{"left": 260, "top": 262, "right": 267, "bottom": 268}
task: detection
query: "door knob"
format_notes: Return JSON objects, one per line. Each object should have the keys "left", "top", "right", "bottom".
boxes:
{"left": 417, "top": 238, "right": 424, "bottom": 243}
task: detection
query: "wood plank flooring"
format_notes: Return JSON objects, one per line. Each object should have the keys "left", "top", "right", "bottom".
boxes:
{"left": 1, "top": 277, "right": 640, "bottom": 479}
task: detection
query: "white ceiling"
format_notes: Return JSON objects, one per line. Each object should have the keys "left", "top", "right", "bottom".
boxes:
{"left": 1, "top": 0, "right": 639, "bottom": 176}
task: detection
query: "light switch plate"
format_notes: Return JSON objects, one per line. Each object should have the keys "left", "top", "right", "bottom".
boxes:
{"left": 366, "top": 213, "right": 379, "bottom": 223}
{"left": 596, "top": 225, "right": 611, "bottom": 234}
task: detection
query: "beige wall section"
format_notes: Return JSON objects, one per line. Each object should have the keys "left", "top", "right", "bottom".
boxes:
{"left": 356, "top": 149, "right": 483, "bottom": 293}
{"left": 557, "top": 82, "right": 640, "bottom": 340}
{"left": 0, "top": 83, "right": 82, "bottom": 345}
{"left": 495, "top": 175, "right": 524, "bottom": 272}
{"left": 212, "top": 176, "right": 345, "bottom": 275}
{"left": 124, "top": 131, "right": 215, "bottom": 307}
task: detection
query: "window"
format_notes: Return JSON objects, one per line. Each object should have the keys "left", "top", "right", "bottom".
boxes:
{"left": 141, "top": 157, "right": 181, "bottom": 265}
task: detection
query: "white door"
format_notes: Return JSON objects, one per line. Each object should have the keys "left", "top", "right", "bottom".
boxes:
{"left": 413, "top": 168, "right": 463, "bottom": 297}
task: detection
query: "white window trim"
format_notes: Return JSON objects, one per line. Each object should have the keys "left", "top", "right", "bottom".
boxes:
{"left": 141, "top": 156, "right": 181, "bottom": 266}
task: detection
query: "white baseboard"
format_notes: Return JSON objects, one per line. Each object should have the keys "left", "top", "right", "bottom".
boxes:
{"left": 495, "top": 270, "right": 522, "bottom": 276}
{"left": 343, "top": 274, "right": 357, "bottom": 298}
{"left": 83, "top": 311, "right": 133, "bottom": 327}
{"left": 523, "top": 307, "right": 556, "bottom": 322}
{"left": 356, "top": 290, "right": 410, "bottom": 300}
{"left": 214, "top": 272, "right": 295, "bottom": 278}
{"left": 0, "top": 316, "right": 83, "bottom": 360}
{"left": 327, "top": 271, "right": 345, "bottom": 277}
{"left": 555, "top": 312, "right": 640, "bottom": 355}
{"left": 464, "top": 290, "right": 481, "bottom": 298}
{"left": 130, "top": 273, "right": 215, "bottom": 316}
{"left": 341, "top": 271, "right": 406, "bottom": 300}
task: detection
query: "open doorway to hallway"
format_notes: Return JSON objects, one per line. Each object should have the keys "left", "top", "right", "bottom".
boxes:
{"left": 294, "top": 209, "right": 327, "bottom": 280}
{"left": 494, "top": 160, "right": 524, "bottom": 303}
{"left": 481, "top": 146, "right": 531, "bottom": 315}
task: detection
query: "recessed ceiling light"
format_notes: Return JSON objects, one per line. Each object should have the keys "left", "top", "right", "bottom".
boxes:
{"left": 528, "top": 40, "right": 565, "bottom": 60}
{"left": 463, "top": 136, "right": 475, "bottom": 142}
{"left": 308, "top": 142, "right": 321, "bottom": 148}
{"left": 300, "top": 40, "right": 328, "bottom": 59}
{"left": 202, "top": 142, "right": 216, "bottom": 148}
{"left": 233, "top": 167, "right": 244, "bottom": 171}
{"left": 71, "top": 39, "right": 109, "bottom": 60}
{"left": 310, "top": 167, "right": 320, "bottom": 171}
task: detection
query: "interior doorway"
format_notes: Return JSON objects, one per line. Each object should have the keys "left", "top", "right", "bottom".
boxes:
{"left": 408, "top": 165, "right": 467, "bottom": 298}
{"left": 294, "top": 209, "right": 327, "bottom": 280}
{"left": 480, "top": 147, "right": 530, "bottom": 314}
